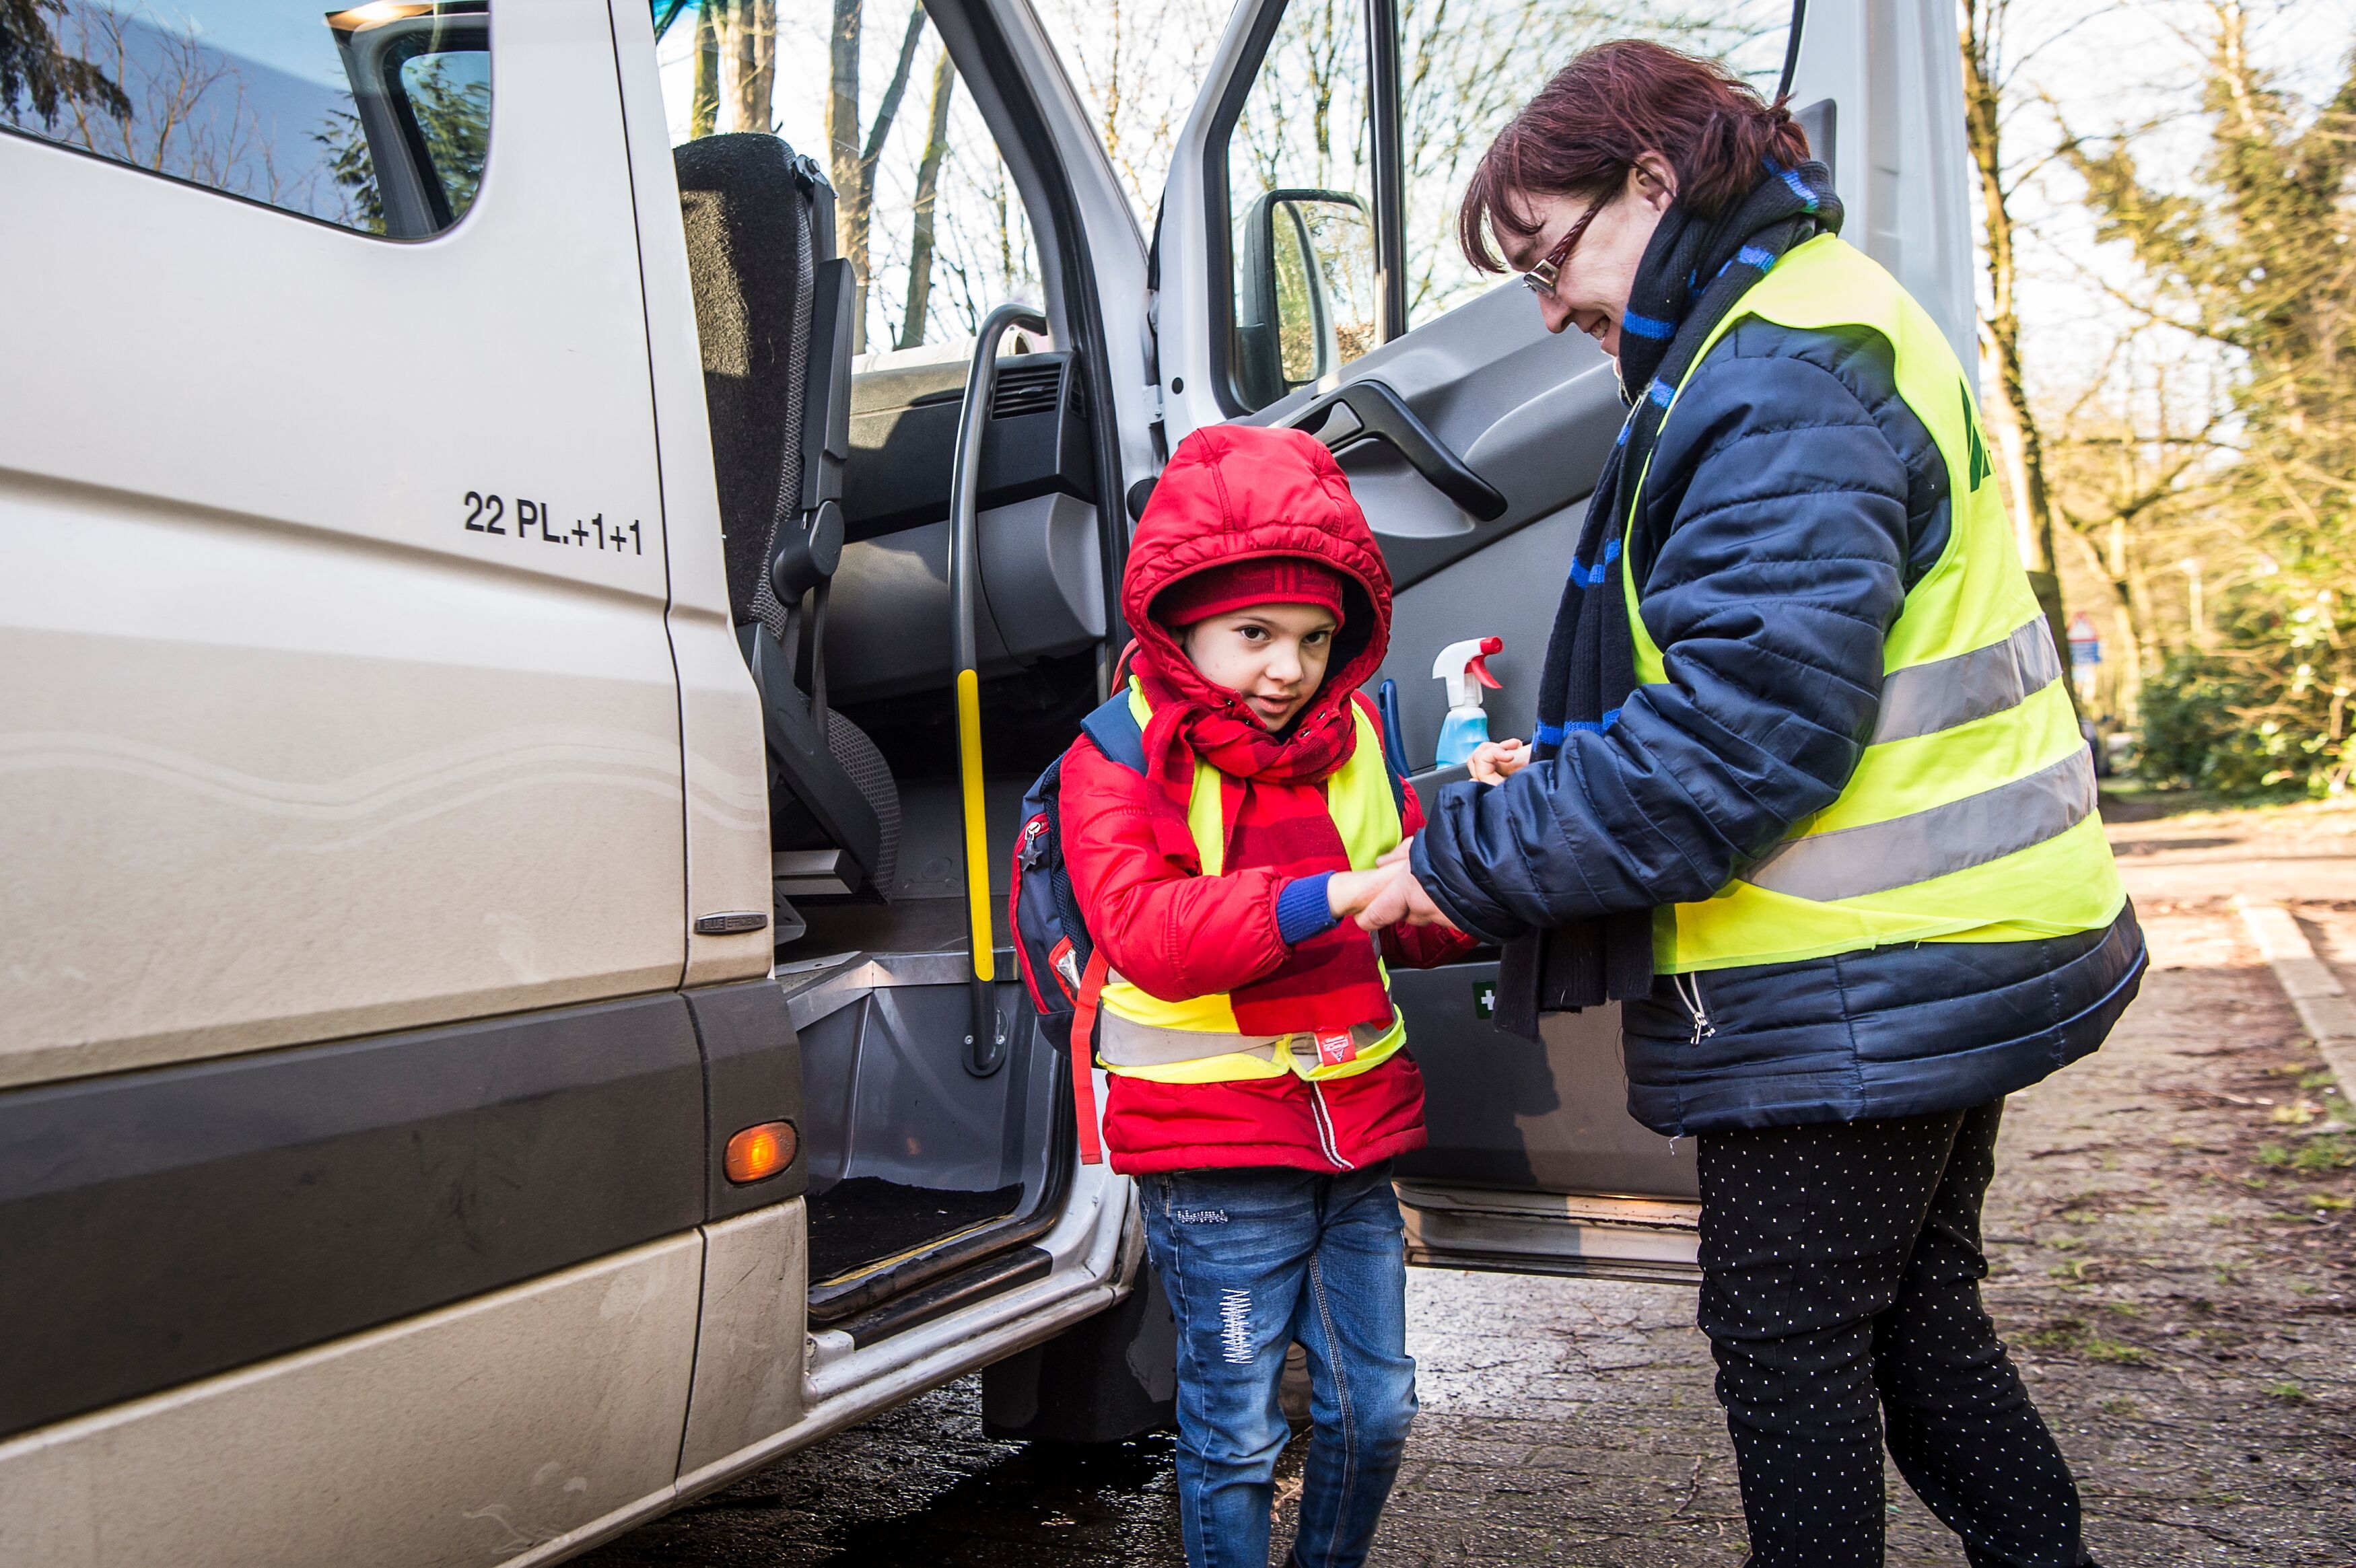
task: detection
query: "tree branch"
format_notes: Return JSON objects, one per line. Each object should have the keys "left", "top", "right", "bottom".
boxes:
{"left": 862, "top": 0, "right": 926, "bottom": 171}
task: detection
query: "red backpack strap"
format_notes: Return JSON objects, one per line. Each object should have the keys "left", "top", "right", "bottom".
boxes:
{"left": 1067, "top": 948, "right": 1111, "bottom": 1166}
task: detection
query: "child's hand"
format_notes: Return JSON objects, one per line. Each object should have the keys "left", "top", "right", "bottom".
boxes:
{"left": 1329, "top": 847, "right": 1461, "bottom": 933}
{"left": 1353, "top": 859, "right": 1460, "bottom": 933}
{"left": 1467, "top": 738, "right": 1529, "bottom": 785}
{"left": 1326, "top": 868, "right": 1384, "bottom": 922}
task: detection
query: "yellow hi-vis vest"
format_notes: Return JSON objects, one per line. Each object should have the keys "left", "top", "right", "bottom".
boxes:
{"left": 1096, "top": 681, "right": 1410, "bottom": 1085}
{"left": 1622, "top": 234, "right": 2125, "bottom": 972}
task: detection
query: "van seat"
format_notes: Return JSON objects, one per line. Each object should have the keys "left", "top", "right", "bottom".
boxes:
{"left": 677, "top": 133, "right": 899, "bottom": 899}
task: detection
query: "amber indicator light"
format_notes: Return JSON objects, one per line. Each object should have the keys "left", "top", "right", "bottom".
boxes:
{"left": 724, "top": 1121, "right": 796, "bottom": 1184}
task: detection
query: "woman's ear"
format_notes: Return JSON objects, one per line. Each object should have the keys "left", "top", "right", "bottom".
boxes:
{"left": 1630, "top": 151, "right": 1678, "bottom": 213}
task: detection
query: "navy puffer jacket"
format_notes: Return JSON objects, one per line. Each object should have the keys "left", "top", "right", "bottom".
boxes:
{"left": 1412, "top": 317, "right": 2145, "bottom": 1138}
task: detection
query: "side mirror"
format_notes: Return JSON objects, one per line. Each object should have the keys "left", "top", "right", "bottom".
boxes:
{"left": 1235, "top": 189, "right": 1377, "bottom": 409}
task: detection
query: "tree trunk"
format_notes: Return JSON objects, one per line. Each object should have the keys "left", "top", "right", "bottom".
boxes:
{"left": 2109, "top": 601, "right": 2141, "bottom": 719}
{"left": 2056, "top": 513, "right": 2150, "bottom": 723}
{"left": 1961, "top": 1, "right": 2075, "bottom": 690}
{"left": 2106, "top": 516, "right": 2147, "bottom": 717}
{"left": 689, "top": 0, "right": 721, "bottom": 139}
{"left": 723, "top": 0, "right": 776, "bottom": 136}
{"left": 898, "top": 47, "right": 956, "bottom": 351}
{"left": 826, "top": 0, "right": 866, "bottom": 349}
{"left": 827, "top": 0, "right": 926, "bottom": 355}
{"left": 996, "top": 169, "right": 1012, "bottom": 281}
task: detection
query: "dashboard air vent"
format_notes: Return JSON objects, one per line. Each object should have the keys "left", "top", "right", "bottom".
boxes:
{"left": 990, "top": 360, "right": 1064, "bottom": 420}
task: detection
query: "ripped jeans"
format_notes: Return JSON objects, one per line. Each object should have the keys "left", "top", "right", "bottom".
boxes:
{"left": 1139, "top": 1162, "right": 1417, "bottom": 1568}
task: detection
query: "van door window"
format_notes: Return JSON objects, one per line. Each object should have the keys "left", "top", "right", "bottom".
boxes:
{"left": 654, "top": 0, "right": 1038, "bottom": 360}
{"left": 0, "top": 1, "right": 491, "bottom": 238}
{"left": 1397, "top": 0, "right": 1791, "bottom": 327}
{"left": 1029, "top": 0, "right": 1227, "bottom": 229}
{"left": 1205, "top": 0, "right": 1795, "bottom": 412}
{"left": 1220, "top": 0, "right": 1379, "bottom": 411}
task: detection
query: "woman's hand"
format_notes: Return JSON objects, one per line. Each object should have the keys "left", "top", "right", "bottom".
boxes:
{"left": 1467, "top": 738, "right": 1531, "bottom": 785}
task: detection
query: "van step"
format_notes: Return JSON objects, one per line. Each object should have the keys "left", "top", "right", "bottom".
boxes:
{"left": 832, "top": 1246, "right": 1053, "bottom": 1347}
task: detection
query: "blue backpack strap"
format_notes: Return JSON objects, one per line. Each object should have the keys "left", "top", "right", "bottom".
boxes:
{"left": 1351, "top": 692, "right": 1408, "bottom": 817}
{"left": 1077, "top": 691, "right": 1146, "bottom": 775}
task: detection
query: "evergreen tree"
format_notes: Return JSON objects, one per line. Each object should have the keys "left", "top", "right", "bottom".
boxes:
{"left": 2070, "top": 5, "right": 2356, "bottom": 790}
{"left": 0, "top": 0, "right": 127, "bottom": 127}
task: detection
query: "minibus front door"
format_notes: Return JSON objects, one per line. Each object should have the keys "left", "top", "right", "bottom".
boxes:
{"left": 1142, "top": 0, "right": 1976, "bottom": 1281}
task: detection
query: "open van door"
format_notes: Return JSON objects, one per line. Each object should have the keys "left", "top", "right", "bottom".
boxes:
{"left": 1146, "top": 0, "right": 1975, "bottom": 1282}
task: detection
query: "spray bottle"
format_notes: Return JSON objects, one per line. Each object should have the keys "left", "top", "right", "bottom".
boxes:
{"left": 1431, "top": 637, "right": 1503, "bottom": 767}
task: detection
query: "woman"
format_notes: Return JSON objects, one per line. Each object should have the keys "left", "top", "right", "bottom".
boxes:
{"left": 1350, "top": 40, "right": 2143, "bottom": 1568}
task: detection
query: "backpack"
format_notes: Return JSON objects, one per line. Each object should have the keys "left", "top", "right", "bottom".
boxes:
{"left": 1009, "top": 694, "right": 1145, "bottom": 1166}
{"left": 1009, "top": 685, "right": 1413, "bottom": 1168}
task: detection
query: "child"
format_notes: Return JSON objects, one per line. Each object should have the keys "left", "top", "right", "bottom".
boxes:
{"left": 1061, "top": 424, "right": 1476, "bottom": 1568}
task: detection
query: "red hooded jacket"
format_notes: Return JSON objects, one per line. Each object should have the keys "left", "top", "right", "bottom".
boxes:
{"left": 1062, "top": 425, "right": 1475, "bottom": 1175}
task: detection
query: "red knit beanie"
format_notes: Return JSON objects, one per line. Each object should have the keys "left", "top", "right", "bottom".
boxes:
{"left": 1153, "top": 556, "right": 1348, "bottom": 630}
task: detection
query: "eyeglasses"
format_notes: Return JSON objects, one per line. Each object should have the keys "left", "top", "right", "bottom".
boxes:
{"left": 1521, "top": 188, "right": 1616, "bottom": 299}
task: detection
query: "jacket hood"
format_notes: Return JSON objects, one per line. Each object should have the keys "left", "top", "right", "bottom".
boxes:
{"left": 1125, "top": 425, "right": 1393, "bottom": 704}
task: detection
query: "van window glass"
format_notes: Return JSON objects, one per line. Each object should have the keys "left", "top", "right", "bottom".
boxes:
{"left": 1222, "top": 0, "right": 1377, "bottom": 411}
{"left": 0, "top": 1, "right": 493, "bottom": 238}
{"left": 1399, "top": 0, "right": 1791, "bottom": 326}
{"left": 653, "top": 1, "right": 1041, "bottom": 365}
{"left": 1030, "top": 0, "right": 1227, "bottom": 231}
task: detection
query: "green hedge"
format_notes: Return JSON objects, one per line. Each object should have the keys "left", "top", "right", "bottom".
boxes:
{"left": 2136, "top": 650, "right": 2333, "bottom": 796}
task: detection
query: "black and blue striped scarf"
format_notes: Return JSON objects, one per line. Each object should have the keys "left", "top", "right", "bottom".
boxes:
{"left": 1494, "top": 161, "right": 1843, "bottom": 1042}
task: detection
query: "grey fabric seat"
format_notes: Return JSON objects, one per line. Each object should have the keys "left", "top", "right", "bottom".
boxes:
{"left": 676, "top": 133, "right": 899, "bottom": 900}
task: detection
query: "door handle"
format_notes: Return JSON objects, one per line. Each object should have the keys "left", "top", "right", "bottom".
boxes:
{"left": 1280, "top": 380, "right": 1509, "bottom": 522}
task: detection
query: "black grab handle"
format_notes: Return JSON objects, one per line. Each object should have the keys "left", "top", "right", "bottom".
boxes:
{"left": 1281, "top": 380, "right": 1509, "bottom": 522}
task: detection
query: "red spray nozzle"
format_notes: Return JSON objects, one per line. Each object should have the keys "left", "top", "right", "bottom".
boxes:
{"left": 1434, "top": 637, "right": 1505, "bottom": 707}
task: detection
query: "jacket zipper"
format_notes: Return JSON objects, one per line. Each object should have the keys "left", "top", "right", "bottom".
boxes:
{"left": 1307, "top": 1081, "right": 1354, "bottom": 1170}
{"left": 1672, "top": 972, "right": 1717, "bottom": 1045}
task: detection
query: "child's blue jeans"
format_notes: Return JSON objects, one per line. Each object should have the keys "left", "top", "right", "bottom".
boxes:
{"left": 1138, "top": 1161, "right": 1418, "bottom": 1568}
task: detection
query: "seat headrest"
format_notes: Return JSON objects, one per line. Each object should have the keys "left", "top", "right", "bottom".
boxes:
{"left": 675, "top": 134, "right": 817, "bottom": 628}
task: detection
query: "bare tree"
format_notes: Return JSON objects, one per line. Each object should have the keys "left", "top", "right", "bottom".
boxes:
{"left": 689, "top": 0, "right": 720, "bottom": 138}
{"left": 827, "top": 0, "right": 927, "bottom": 353}
{"left": 1961, "top": 0, "right": 2074, "bottom": 684}
{"left": 722, "top": 0, "right": 776, "bottom": 134}
{"left": 38, "top": 7, "right": 297, "bottom": 208}
{"left": 897, "top": 45, "right": 955, "bottom": 350}
{"left": 1397, "top": 0, "right": 1776, "bottom": 319}
{"left": 911, "top": 143, "right": 1039, "bottom": 343}
{"left": 1029, "top": 0, "right": 1224, "bottom": 220}
{"left": 673, "top": 0, "right": 775, "bottom": 137}
{"left": 2045, "top": 367, "right": 2229, "bottom": 720}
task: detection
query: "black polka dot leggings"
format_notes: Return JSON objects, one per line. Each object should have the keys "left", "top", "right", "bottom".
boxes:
{"left": 1696, "top": 1100, "right": 2095, "bottom": 1568}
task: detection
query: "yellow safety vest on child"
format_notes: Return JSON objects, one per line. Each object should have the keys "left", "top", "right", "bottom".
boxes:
{"left": 1095, "top": 684, "right": 1411, "bottom": 1085}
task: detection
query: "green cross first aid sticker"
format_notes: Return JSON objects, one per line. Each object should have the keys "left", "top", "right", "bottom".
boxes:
{"left": 1474, "top": 981, "right": 1496, "bottom": 1020}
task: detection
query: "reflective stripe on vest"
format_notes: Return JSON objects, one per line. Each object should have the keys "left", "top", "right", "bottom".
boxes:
{"left": 1620, "top": 234, "right": 2125, "bottom": 972}
{"left": 1096, "top": 682, "right": 1408, "bottom": 1084}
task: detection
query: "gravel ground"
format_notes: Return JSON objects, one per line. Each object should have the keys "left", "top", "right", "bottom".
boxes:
{"left": 580, "top": 799, "right": 2356, "bottom": 1567}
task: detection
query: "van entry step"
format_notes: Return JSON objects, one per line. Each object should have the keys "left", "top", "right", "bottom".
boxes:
{"left": 834, "top": 1246, "right": 1053, "bottom": 1348}
{"left": 806, "top": 1178, "right": 1023, "bottom": 1283}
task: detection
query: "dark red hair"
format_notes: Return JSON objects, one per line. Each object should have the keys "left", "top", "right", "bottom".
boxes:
{"left": 1457, "top": 39, "right": 1810, "bottom": 271}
